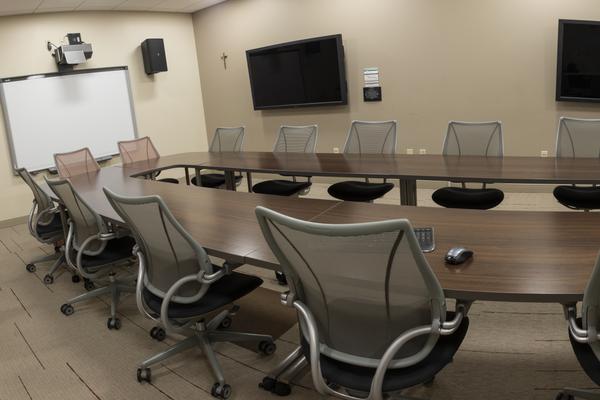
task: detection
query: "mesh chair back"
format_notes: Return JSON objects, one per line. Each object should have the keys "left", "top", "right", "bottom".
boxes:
{"left": 442, "top": 121, "right": 503, "bottom": 156}
{"left": 256, "top": 207, "right": 446, "bottom": 368}
{"left": 556, "top": 117, "right": 600, "bottom": 158}
{"left": 16, "top": 168, "right": 55, "bottom": 225}
{"left": 273, "top": 125, "right": 318, "bottom": 153}
{"left": 210, "top": 127, "right": 245, "bottom": 152}
{"left": 118, "top": 137, "right": 160, "bottom": 164}
{"left": 54, "top": 148, "right": 100, "bottom": 178}
{"left": 46, "top": 177, "right": 107, "bottom": 255}
{"left": 343, "top": 120, "right": 397, "bottom": 154}
{"left": 104, "top": 189, "right": 214, "bottom": 303}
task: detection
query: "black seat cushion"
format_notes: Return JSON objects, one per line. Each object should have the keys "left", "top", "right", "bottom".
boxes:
{"left": 142, "top": 270, "right": 263, "bottom": 318}
{"left": 252, "top": 180, "right": 312, "bottom": 196}
{"left": 78, "top": 236, "right": 136, "bottom": 269}
{"left": 157, "top": 177, "right": 179, "bottom": 184}
{"left": 301, "top": 312, "right": 469, "bottom": 393}
{"left": 553, "top": 186, "right": 600, "bottom": 210}
{"left": 191, "top": 174, "right": 242, "bottom": 188}
{"left": 36, "top": 213, "right": 63, "bottom": 238}
{"left": 328, "top": 181, "right": 394, "bottom": 202}
{"left": 569, "top": 318, "right": 600, "bottom": 386}
{"left": 432, "top": 187, "right": 504, "bottom": 210}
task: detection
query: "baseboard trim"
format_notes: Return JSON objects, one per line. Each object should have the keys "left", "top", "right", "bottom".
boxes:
{"left": 0, "top": 215, "right": 28, "bottom": 229}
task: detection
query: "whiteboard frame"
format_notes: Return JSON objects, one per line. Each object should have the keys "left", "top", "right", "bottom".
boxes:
{"left": 0, "top": 66, "right": 138, "bottom": 173}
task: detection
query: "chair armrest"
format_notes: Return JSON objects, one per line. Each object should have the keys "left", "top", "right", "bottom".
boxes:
{"left": 440, "top": 301, "right": 471, "bottom": 335}
{"left": 564, "top": 304, "right": 589, "bottom": 343}
{"left": 160, "top": 271, "right": 207, "bottom": 332}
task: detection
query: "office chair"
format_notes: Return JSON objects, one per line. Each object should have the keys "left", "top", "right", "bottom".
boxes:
{"left": 256, "top": 207, "right": 470, "bottom": 399}
{"left": 46, "top": 177, "right": 136, "bottom": 330}
{"left": 553, "top": 117, "right": 600, "bottom": 211}
{"left": 118, "top": 136, "right": 179, "bottom": 184}
{"left": 557, "top": 253, "right": 600, "bottom": 400}
{"left": 191, "top": 126, "right": 245, "bottom": 188}
{"left": 103, "top": 188, "right": 276, "bottom": 399}
{"left": 328, "top": 120, "right": 396, "bottom": 202}
{"left": 432, "top": 121, "right": 505, "bottom": 210}
{"left": 252, "top": 125, "right": 317, "bottom": 197}
{"left": 54, "top": 147, "right": 100, "bottom": 178}
{"left": 16, "top": 168, "right": 70, "bottom": 284}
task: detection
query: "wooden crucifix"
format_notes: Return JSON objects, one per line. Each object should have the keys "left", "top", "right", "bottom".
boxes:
{"left": 220, "top": 52, "right": 228, "bottom": 69}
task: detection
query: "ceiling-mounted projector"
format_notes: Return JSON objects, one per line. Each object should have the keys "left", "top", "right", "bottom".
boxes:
{"left": 48, "top": 33, "right": 93, "bottom": 68}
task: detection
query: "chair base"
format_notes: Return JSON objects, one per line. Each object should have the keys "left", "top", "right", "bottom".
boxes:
{"left": 60, "top": 273, "right": 135, "bottom": 329}
{"left": 138, "top": 308, "right": 274, "bottom": 399}
{"left": 26, "top": 249, "right": 69, "bottom": 283}
{"left": 557, "top": 388, "right": 600, "bottom": 400}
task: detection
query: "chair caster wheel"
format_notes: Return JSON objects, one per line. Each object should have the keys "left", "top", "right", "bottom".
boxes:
{"left": 272, "top": 381, "right": 291, "bottom": 396}
{"left": 150, "top": 326, "right": 166, "bottom": 341}
{"left": 424, "top": 376, "right": 435, "bottom": 387}
{"left": 60, "top": 304, "right": 74, "bottom": 316}
{"left": 219, "top": 316, "right": 232, "bottom": 329}
{"left": 71, "top": 275, "right": 81, "bottom": 283}
{"left": 275, "top": 271, "right": 287, "bottom": 285}
{"left": 211, "top": 382, "right": 231, "bottom": 399}
{"left": 84, "top": 280, "right": 95, "bottom": 291}
{"left": 259, "top": 377, "right": 277, "bottom": 391}
{"left": 107, "top": 318, "right": 121, "bottom": 330}
{"left": 26, "top": 263, "right": 36, "bottom": 273}
{"left": 137, "top": 367, "right": 151, "bottom": 383}
{"left": 258, "top": 340, "right": 276, "bottom": 355}
{"left": 555, "top": 393, "right": 575, "bottom": 400}
{"left": 43, "top": 274, "right": 54, "bottom": 284}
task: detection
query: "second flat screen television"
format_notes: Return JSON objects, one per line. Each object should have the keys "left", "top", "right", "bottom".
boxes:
{"left": 246, "top": 34, "right": 347, "bottom": 110}
{"left": 556, "top": 19, "right": 600, "bottom": 102}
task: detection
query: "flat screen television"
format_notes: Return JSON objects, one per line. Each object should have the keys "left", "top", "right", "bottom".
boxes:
{"left": 556, "top": 19, "right": 600, "bottom": 102}
{"left": 246, "top": 34, "right": 347, "bottom": 110}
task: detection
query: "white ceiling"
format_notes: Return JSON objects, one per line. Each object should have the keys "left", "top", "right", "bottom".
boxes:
{"left": 0, "top": 0, "right": 227, "bottom": 16}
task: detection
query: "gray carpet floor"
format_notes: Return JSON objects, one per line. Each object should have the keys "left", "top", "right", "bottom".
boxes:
{"left": 0, "top": 183, "right": 595, "bottom": 400}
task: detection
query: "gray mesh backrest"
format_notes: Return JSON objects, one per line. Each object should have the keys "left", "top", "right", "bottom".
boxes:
{"left": 104, "top": 189, "right": 214, "bottom": 303}
{"left": 442, "top": 121, "right": 503, "bottom": 156}
{"left": 16, "top": 168, "right": 55, "bottom": 225}
{"left": 343, "top": 120, "right": 397, "bottom": 154}
{"left": 54, "top": 147, "right": 100, "bottom": 178}
{"left": 256, "top": 207, "right": 446, "bottom": 368}
{"left": 118, "top": 137, "right": 160, "bottom": 164}
{"left": 555, "top": 117, "right": 600, "bottom": 158}
{"left": 582, "top": 252, "right": 600, "bottom": 361}
{"left": 273, "top": 125, "right": 318, "bottom": 153}
{"left": 210, "top": 127, "right": 245, "bottom": 152}
{"left": 46, "top": 177, "right": 106, "bottom": 255}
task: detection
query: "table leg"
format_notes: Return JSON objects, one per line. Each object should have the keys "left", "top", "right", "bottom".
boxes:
{"left": 184, "top": 168, "right": 190, "bottom": 186}
{"left": 399, "top": 178, "right": 417, "bottom": 206}
{"left": 224, "top": 170, "right": 237, "bottom": 191}
{"left": 194, "top": 168, "right": 201, "bottom": 186}
{"left": 246, "top": 172, "right": 253, "bottom": 192}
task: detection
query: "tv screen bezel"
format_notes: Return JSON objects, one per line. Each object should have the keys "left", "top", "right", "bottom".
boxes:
{"left": 556, "top": 19, "right": 600, "bottom": 103}
{"left": 246, "top": 34, "right": 347, "bottom": 110}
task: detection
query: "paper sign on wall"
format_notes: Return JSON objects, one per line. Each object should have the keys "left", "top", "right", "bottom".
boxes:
{"left": 363, "top": 67, "right": 380, "bottom": 87}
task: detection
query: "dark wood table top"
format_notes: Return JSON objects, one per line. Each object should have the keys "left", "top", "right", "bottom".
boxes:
{"left": 43, "top": 165, "right": 600, "bottom": 303}
{"left": 120, "top": 152, "right": 600, "bottom": 184}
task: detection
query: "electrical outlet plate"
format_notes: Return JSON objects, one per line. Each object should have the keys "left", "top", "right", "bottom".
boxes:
{"left": 419, "top": 149, "right": 427, "bottom": 155}
{"left": 333, "top": 147, "right": 340, "bottom": 154}
{"left": 406, "top": 148, "right": 414, "bottom": 155}
{"left": 540, "top": 150, "right": 548, "bottom": 157}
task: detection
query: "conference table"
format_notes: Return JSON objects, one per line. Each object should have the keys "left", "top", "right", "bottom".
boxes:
{"left": 41, "top": 153, "right": 600, "bottom": 305}
{"left": 116, "top": 151, "right": 600, "bottom": 206}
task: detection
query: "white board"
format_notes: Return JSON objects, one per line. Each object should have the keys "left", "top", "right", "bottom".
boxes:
{"left": 0, "top": 67, "right": 137, "bottom": 172}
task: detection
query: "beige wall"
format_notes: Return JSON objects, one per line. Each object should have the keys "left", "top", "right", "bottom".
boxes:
{"left": 0, "top": 11, "right": 208, "bottom": 222}
{"left": 193, "top": 0, "right": 600, "bottom": 156}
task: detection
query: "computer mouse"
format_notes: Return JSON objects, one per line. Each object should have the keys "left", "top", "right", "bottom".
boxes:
{"left": 445, "top": 247, "right": 473, "bottom": 265}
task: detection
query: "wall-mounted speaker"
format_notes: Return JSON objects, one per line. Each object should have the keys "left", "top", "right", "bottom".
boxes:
{"left": 141, "top": 38, "right": 168, "bottom": 75}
